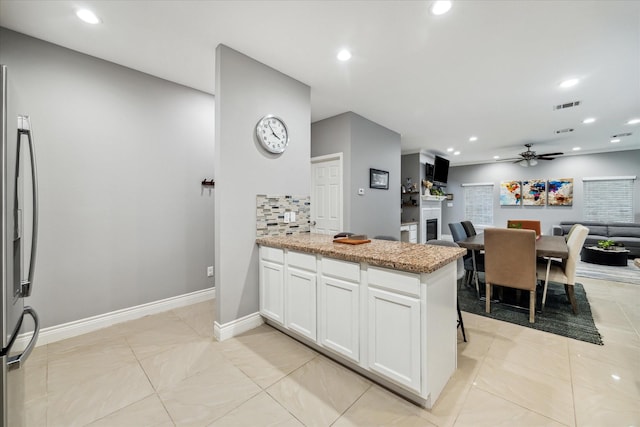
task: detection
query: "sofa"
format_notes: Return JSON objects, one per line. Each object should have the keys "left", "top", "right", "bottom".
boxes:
{"left": 552, "top": 221, "right": 640, "bottom": 258}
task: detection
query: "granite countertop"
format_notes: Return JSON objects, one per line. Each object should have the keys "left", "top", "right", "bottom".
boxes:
{"left": 256, "top": 234, "right": 465, "bottom": 274}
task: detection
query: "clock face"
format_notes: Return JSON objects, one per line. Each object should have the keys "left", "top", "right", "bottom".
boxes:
{"left": 256, "top": 115, "right": 289, "bottom": 154}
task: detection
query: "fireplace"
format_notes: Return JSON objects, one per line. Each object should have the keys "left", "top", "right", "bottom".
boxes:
{"left": 426, "top": 218, "right": 438, "bottom": 241}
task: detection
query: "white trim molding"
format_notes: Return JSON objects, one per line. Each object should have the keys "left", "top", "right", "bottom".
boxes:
{"left": 461, "top": 182, "right": 494, "bottom": 187}
{"left": 16, "top": 287, "right": 215, "bottom": 349}
{"left": 214, "top": 312, "right": 264, "bottom": 341}
{"left": 583, "top": 176, "right": 637, "bottom": 181}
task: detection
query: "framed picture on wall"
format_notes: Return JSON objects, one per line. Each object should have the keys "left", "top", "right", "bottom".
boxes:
{"left": 370, "top": 168, "right": 389, "bottom": 190}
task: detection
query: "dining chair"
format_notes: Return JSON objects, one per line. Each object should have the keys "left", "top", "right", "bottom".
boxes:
{"left": 449, "top": 222, "right": 484, "bottom": 294}
{"left": 536, "top": 224, "right": 589, "bottom": 313}
{"left": 485, "top": 228, "right": 538, "bottom": 323}
{"left": 461, "top": 221, "right": 476, "bottom": 237}
{"left": 507, "top": 220, "right": 542, "bottom": 237}
{"left": 427, "top": 239, "right": 467, "bottom": 342}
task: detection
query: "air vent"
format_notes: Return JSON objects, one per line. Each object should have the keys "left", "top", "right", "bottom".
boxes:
{"left": 555, "top": 128, "right": 575, "bottom": 134}
{"left": 553, "top": 101, "right": 581, "bottom": 110}
{"left": 611, "top": 132, "right": 632, "bottom": 138}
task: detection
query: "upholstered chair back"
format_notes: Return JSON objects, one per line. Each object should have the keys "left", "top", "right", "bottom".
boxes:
{"left": 485, "top": 228, "right": 537, "bottom": 291}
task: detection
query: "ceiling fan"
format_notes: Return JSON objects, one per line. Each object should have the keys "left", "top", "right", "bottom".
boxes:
{"left": 498, "top": 143, "right": 564, "bottom": 167}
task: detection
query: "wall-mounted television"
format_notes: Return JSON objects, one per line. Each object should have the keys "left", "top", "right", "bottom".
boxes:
{"left": 433, "top": 155, "right": 450, "bottom": 185}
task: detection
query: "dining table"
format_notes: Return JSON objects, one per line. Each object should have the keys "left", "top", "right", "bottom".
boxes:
{"left": 457, "top": 232, "right": 569, "bottom": 301}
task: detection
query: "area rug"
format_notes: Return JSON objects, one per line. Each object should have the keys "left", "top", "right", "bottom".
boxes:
{"left": 575, "top": 259, "right": 640, "bottom": 285}
{"left": 458, "top": 281, "right": 603, "bottom": 345}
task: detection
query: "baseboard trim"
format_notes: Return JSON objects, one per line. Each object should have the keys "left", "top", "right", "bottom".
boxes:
{"left": 16, "top": 287, "right": 215, "bottom": 348}
{"left": 214, "top": 312, "right": 263, "bottom": 341}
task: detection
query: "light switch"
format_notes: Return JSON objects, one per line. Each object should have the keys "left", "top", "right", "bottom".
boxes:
{"left": 284, "top": 212, "right": 291, "bottom": 223}
{"left": 290, "top": 212, "right": 296, "bottom": 222}
{"left": 447, "top": 202, "right": 453, "bottom": 207}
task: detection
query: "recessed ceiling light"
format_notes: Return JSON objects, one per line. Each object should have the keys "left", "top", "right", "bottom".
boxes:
{"left": 572, "top": 147, "right": 581, "bottom": 151}
{"left": 582, "top": 117, "right": 596, "bottom": 124}
{"left": 469, "top": 136, "right": 478, "bottom": 142}
{"left": 610, "top": 138, "right": 621, "bottom": 143}
{"left": 337, "top": 49, "right": 352, "bottom": 61}
{"left": 446, "top": 147, "right": 454, "bottom": 152}
{"left": 611, "top": 374, "right": 621, "bottom": 381}
{"left": 627, "top": 118, "right": 640, "bottom": 125}
{"left": 493, "top": 155, "right": 500, "bottom": 159}
{"left": 76, "top": 9, "right": 101, "bottom": 24}
{"left": 453, "top": 151, "right": 460, "bottom": 155}
{"left": 559, "top": 78, "right": 579, "bottom": 89}
{"left": 431, "top": 0, "right": 452, "bottom": 15}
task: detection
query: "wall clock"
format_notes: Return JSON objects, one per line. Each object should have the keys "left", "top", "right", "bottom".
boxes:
{"left": 256, "top": 115, "right": 289, "bottom": 154}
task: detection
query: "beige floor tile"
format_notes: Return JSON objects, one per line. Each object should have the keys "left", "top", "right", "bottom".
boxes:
{"left": 24, "top": 363, "right": 47, "bottom": 404}
{"left": 119, "top": 310, "right": 185, "bottom": 334}
{"left": 209, "top": 392, "right": 303, "bottom": 427}
{"left": 494, "top": 321, "right": 569, "bottom": 355}
{"left": 456, "top": 326, "right": 495, "bottom": 361}
{"left": 125, "top": 316, "right": 202, "bottom": 360}
{"left": 487, "top": 333, "right": 570, "bottom": 381}
{"left": 453, "top": 387, "right": 567, "bottom": 427}
{"left": 47, "top": 337, "right": 138, "bottom": 393}
{"left": 221, "top": 325, "right": 317, "bottom": 388}
{"left": 573, "top": 383, "right": 640, "bottom": 427}
{"left": 25, "top": 344, "right": 47, "bottom": 369}
{"left": 333, "top": 385, "right": 437, "bottom": 427}
{"left": 590, "top": 298, "right": 636, "bottom": 332}
{"left": 139, "top": 338, "right": 227, "bottom": 391}
{"left": 158, "top": 364, "right": 261, "bottom": 427}
{"left": 24, "top": 396, "right": 47, "bottom": 427}
{"left": 47, "top": 324, "right": 124, "bottom": 357}
{"left": 473, "top": 356, "right": 574, "bottom": 426}
{"left": 47, "top": 360, "right": 154, "bottom": 427}
{"left": 568, "top": 335, "right": 640, "bottom": 369}
{"left": 267, "top": 357, "right": 370, "bottom": 427}
{"left": 579, "top": 278, "right": 614, "bottom": 301}
{"left": 173, "top": 299, "right": 216, "bottom": 338}
{"left": 597, "top": 324, "right": 640, "bottom": 348}
{"left": 419, "top": 366, "right": 475, "bottom": 427}
{"left": 88, "top": 394, "right": 174, "bottom": 427}
{"left": 570, "top": 353, "right": 640, "bottom": 399}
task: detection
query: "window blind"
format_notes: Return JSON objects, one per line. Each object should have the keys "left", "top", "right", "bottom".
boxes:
{"left": 463, "top": 183, "right": 494, "bottom": 226}
{"left": 583, "top": 177, "right": 635, "bottom": 222}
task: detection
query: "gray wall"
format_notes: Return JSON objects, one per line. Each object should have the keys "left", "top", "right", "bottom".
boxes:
{"left": 0, "top": 28, "right": 215, "bottom": 328}
{"left": 214, "top": 45, "right": 310, "bottom": 325}
{"left": 311, "top": 112, "right": 401, "bottom": 238}
{"left": 442, "top": 149, "right": 640, "bottom": 235}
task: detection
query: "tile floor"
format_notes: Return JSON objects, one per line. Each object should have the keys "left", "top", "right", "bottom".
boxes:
{"left": 23, "top": 276, "right": 639, "bottom": 426}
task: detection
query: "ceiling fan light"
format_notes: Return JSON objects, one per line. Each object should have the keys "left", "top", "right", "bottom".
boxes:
{"left": 528, "top": 159, "right": 538, "bottom": 166}
{"left": 519, "top": 159, "right": 529, "bottom": 167}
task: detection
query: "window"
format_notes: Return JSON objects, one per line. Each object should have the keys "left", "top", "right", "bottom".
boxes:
{"left": 583, "top": 176, "right": 635, "bottom": 222}
{"left": 462, "top": 183, "right": 494, "bottom": 226}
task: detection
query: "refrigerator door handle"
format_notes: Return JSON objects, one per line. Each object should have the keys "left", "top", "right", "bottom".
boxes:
{"left": 7, "top": 306, "right": 40, "bottom": 370}
{"left": 18, "top": 116, "right": 38, "bottom": 298}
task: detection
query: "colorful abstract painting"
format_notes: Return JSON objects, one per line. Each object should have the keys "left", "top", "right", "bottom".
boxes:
{"left": 500, "top": 180, "right": 521, "bottom": 205}
{"left": 548, "top": 178, "right": 574, "bottom": 206}
{"left": 522, "top": 179, "right": 547, "bottom": 205}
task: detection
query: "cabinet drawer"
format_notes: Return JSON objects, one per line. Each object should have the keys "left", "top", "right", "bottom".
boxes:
{"left": 321, "top": 257, "right": 360, "bottom": 282}
{"left": 368, "top": 266, "right": 420, "bottom": 297}
{"left": 288, "top": 250, "right": 317, "bottom": 272}
{"left": 260, "top": 246, "right": 284, "bottom": 264}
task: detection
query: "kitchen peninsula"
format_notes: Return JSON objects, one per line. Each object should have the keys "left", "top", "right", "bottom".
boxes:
{"left": 256, "top": 234, "right": 465, "bottom": 408}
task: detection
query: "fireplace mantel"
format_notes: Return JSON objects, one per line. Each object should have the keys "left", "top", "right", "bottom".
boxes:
{"left": 420, "top": 197, "right": 445, "bottom": 243}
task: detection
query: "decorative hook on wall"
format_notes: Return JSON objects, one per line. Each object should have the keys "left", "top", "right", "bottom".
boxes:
{"left": 201, "top": 179, "right": 215, "bottom": 187}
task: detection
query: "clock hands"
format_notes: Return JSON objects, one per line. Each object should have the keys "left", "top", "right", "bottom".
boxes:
{"left": 268, "top": 123, "right": 282, "bottom": 141}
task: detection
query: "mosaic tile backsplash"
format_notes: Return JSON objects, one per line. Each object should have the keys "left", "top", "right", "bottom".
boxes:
{"left": 256, "top": 194, "right": 311, "bottom": 237}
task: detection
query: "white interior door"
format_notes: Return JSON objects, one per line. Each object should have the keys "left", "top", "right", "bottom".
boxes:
{"left": 311, "top": 155, "right": 343, "bottom": 235}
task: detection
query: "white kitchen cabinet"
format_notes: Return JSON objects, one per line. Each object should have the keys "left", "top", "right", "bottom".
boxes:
{"left": 259, "top": 259, "right": 285, "bottom": 325}
{"left": 285, "top": 267, "right": 317, "bottom": 340}
{"left": 367, "top": 286, "right": 421, "bottom": 392}
{"left": 400, "top": 223, "right": 418, "bottom": 243}
{"left": 318, "top": 276, "right": 360, "bottom": 362}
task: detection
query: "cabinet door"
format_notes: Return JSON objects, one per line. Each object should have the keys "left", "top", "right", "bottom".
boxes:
{"left": 285, "top": 267, "right": 317, "bottom": 340}
{"left": 368, "top": 287, "right": 421, "bottom": 392}
{"left": 319, "top": 276, "right": 360, "bottom": 362}
{"left": 259, "top": 260, "right": 285, "bottom": 325}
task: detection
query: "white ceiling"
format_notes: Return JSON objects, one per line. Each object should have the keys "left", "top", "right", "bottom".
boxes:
{"left": 1, "top": 0, "right": 639, "bottom": 165}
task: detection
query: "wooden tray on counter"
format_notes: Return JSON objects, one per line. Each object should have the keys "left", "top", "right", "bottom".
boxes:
{"left": 333, "top": 238, "right": 371, "bottom": 245}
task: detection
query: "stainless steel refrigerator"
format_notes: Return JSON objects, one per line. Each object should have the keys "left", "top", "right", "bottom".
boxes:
{"left": 1, "top": 64, "right": 40, "bottom": 427}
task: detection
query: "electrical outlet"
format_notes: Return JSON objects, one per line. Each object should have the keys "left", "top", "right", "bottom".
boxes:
{"left": 207, "top": 266, "right": 214, "bottom": 277}
{"left": 290, "top": 211, "right": 296, "bottom": 222}
{"left": 284, "top": 212, "right": 291, "bottom": 223}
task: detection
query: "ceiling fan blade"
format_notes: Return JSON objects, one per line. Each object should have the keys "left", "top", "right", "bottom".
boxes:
{"left": 537, "top": 152, "right": 564, "bottom": 157}
{"left": 537, "top": 157, "right": 556, "bottom": 160}
{"left": 494, "top": 157, "right": 521, "bottom": 162}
